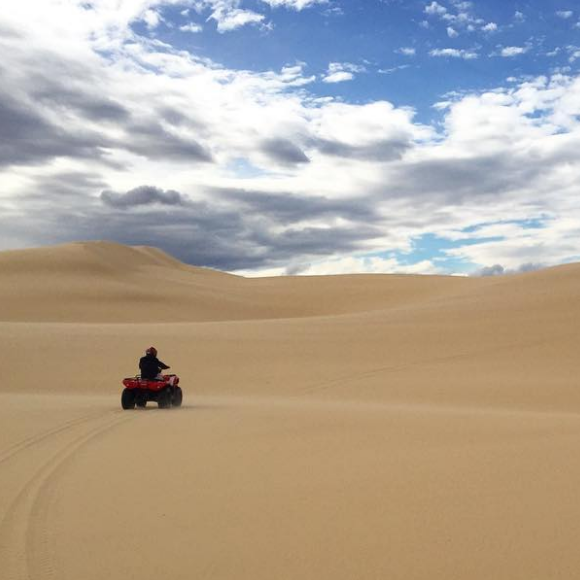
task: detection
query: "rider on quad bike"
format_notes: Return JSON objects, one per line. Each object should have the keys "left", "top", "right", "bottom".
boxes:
{"left": 140, "top": 346, "right": 171, "bottom": 381}
{"left": 121, "top": 346, "right": 182, "bottom": 409}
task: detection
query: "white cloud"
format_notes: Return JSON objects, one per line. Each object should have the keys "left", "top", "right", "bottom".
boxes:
{"left": 179, "top": 22, "right": 203, "bottom": 33}
{"left": 481, "top": 22, "right": 497, "bottom": 32}
{"left": 568, "top": 47, "right": 580, "bottom": 62}
{"left": 556, "top": 10, "right": 574, "bottom": 19}
{"left": 322, "top": 62, "right": 365, "bottom": 83}
{"left": 423, "top": 0, "right": 489, "bottom": 36}
{"left": 209, "top": 7, "right": 264, "bottom": 32}
{"left": 260, "top": 0, "right": 327, "bottom": 9}
{"left": 142, "top": 9, "right": 162, "bottom": 30}
{"left": 499, "top": 46, "right": 528, "bottom": 57}
{"left": 378, "top": 65, "right": 411, "bottom": 74}
{"left": 397, "top": 47, "right": 416, "bottom": 56}
{"left": 514, "top": 11, "right": 525, "bottom": 22}
{"left": 425, "top": 1, "right": 447, "bottom": 16}
{"left": 430, "top": 48, "right": 478, "bottom": 59}
{"left": 280, "top": 256, "right": 442, "bottom": 276}
{"left": 323, "top": 71, "right": 354, "bottom": 83}
{"left": 451, "top": 1, "right": 472, "bottom": 8}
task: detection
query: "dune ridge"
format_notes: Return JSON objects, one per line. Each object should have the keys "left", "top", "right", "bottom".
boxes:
{"left": 0, "top": 239, "right": 570, "bottom": 323}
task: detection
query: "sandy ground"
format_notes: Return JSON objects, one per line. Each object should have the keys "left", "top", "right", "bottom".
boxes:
{"left": 1, "top": 241, "right": 580, "bottom": 579}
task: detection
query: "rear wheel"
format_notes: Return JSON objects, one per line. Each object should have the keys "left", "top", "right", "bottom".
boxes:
{"left": 121, "top": 388, "right": 136, "bottom": 410}
{"left": 158, "top": 388, "right": 172, "bottom": 409}
{"left": 171, "top": 386, "right": 183, "bottom": 408}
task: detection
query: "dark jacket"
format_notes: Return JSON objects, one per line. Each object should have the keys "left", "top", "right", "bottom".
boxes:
{"left": 139, "top": 354, "right": 169, "bottom": 380}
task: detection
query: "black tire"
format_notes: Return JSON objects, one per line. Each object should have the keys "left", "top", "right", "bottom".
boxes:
{"left": 171, "top": 386, "right": 183, "bottom": 408}
{"left": 158, "top": 388, "right": 172, "bottom": 409}
{"left": 136, "top": 400, "right": 147, "bottom": 408}
{"left": 121, "top": 388, "right": 136, "bottom": 410}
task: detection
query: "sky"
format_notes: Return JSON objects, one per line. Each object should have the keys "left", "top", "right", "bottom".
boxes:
{"left": 1, "top": 0, "right": 580, "bottom": 276}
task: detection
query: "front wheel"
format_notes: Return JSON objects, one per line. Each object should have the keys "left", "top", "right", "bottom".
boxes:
{"left": 121, "top": 388, "right": 136, "bottom": 410}
{"left": 171, "top": 386, "right": 183, "bottom": 408}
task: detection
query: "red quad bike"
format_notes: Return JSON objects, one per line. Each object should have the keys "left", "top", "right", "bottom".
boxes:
{"left": 121, "top": 374, "right": 183, "bottom": 410}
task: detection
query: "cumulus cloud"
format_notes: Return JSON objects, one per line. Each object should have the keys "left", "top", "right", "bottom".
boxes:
{"left": 425, "top": 2, "right": 447, "bottom": 16}
{"left": 179, "top": 22, "right": 203, "bottom": 33}
{"left": 499, "top": 46, "right": 528, "bottom": 57}
{"left": 556, "top": 11, "right": 574, "bottom": 19}
{"left": 397, "top": 47, "right": 416, "bottom": 56}
{"left": 322, "top": 70, "right": 354, "bottom": 83}
{"left": 482, "top": 22, "right": 497, "bottom": 33}
{"left": 142, "top": 9, "right": 162, "bottom": 30}
{"left": 209, "top": 7, "right": 264, "bottom": 32}
{"left": 322, "top": 62, "right": 365, "bottom": 83}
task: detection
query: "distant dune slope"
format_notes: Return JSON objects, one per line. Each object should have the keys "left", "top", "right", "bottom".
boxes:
{"left": 0, "top": 241, "right": 477, "bottom": 322}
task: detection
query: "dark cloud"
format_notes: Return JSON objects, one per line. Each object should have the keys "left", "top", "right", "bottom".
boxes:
{"left": 0, "top": 92, "right": 108, "bottom": 167}
{"left": 101, "top": 186, "right": 188, "bottom": 208}
{"left": 474, "top": 262, "right": 544, "bottom": 276}
{"left": 4, "top": 179, "right": 386, "bottom": 272}
{"left": 313, "top": 137, "right": 410, "bottom": 161}
{"left": 384, "top": 153, "right": 546, "bottom": 202}
{"left": 157, "top": 106, "right": 205, "bottom": 129}
{"left": 259, "top": 223, "right": 381, "bottom": 258}
{"left": 125, "top": 121, "right": 213, "bottom": 162}
{"left": 0, "top": 45, "right": 212, "bottom": 167}
{"left": 217, "top": 188, "right": 378, "bottom": 222}
{"left": 476, "top": 263, "right": 505, "bottom": 276}
{"left": 26, "top": 172, "right": 108, "bottom": 202}
{"left": 260, "top": 138, "right": 310, "bottom": 165}
{"left": 32, "top": 81, "right": 130, "bottom": 123}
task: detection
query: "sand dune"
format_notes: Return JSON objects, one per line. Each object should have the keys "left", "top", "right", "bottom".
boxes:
{"left": 1, "top": 241, "right": 580, "bottom": 580}
{"left": 0, "top": 240, "right": 478, "bottom": 322}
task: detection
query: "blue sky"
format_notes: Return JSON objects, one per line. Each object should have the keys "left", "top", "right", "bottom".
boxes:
{"left": 137, "top": 1, "right": 580, "bottom": 119}
{"left": 1, "top": 0, "right": 580, "bottom": 275}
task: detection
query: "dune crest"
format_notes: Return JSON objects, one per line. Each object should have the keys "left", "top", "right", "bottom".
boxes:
{"left": 0, "top": 240, "right": 476, "bottom": 322}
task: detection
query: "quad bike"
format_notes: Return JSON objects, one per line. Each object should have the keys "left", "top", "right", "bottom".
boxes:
{"left": 121, "top": 374, "right": 183, "bottom": 410}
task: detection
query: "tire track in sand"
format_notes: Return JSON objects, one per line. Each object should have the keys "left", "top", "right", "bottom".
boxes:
{"left": 0, "top": 409, "right": 137, "bottom": 580}
{"left": 0, "top": 410, "right": 109, "bottom": 466}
